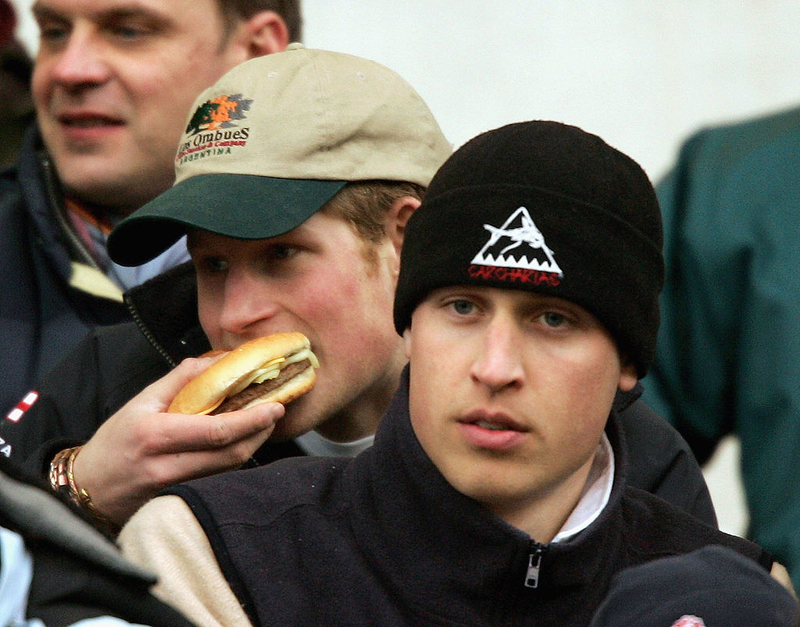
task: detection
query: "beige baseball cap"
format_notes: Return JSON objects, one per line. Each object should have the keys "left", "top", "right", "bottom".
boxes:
{"left": 108, "top": 44, "right": 452, "bottom": 266}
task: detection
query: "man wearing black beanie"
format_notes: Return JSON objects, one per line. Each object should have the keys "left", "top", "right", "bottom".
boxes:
{"left": 394, "top": 120, "right": 663, "bottom": 378}
{"left": 117, "top": 121, "right": 785, "bottom": 626}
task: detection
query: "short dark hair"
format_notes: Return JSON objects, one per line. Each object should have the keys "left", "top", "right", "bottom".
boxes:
{"left": 216, "top": 0, "right": 302, "bottom": 43}
{"left": 323, "top": 181, "right": 425, "bottom": 246}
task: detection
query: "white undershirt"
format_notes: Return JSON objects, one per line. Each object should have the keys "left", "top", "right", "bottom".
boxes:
{"left": 294, "top": 430, "right": 375, "bottom": 458}
{"left": 551, "top": 434, "right": 615, "bottom": 543}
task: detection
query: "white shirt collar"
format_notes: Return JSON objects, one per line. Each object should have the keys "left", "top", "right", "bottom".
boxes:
{"left": 551, "top": 433, "right": 614, "bottom": 543}
{"left": 294, "top": 429, "right": 375, "bottom": 458}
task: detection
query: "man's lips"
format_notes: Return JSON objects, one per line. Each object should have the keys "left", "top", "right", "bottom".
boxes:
{"left": 57, "top": 112, "right": 125, "bottom": 128}
{"left": 459, "top": 410, "right": 529, "bottom": 432}
{"left": 458, "top": 411, "right": 529, "bottom": 450}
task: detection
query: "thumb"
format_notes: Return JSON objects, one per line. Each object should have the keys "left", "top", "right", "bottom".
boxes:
{"left": 145, "top": 355, "right": 223, "bottom": 411}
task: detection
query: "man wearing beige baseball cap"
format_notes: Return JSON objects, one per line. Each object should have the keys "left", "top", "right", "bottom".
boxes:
{"left": 6, "top": 44, "right": 451, "bottom": 529}
{"left": 7, "top": 46, "right": 717, "bottom": 540}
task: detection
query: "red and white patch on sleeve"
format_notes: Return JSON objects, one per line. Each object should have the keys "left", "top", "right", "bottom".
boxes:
{"left": 6, "top": 391, "right": 39, "bottom": 423}
{"left": 672, "top": 616, "right": 706, "bottom": 627}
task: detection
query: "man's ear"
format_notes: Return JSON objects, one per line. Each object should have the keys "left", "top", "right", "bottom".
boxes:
{"left": 239, "top": 11, "right": 291, "bottom": 58}
{"left": 618, "top": 361, "right": 638, "bottom": 393}
{"left": 402, "top": 327, "right": 413, "bottom": 360}
{"left": 386, "top": 196, "right": 421, "bottom": 259}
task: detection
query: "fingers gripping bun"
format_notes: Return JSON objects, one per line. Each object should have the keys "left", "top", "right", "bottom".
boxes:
{"left": 168, "top": 332, "right": 318, "bottom": 415}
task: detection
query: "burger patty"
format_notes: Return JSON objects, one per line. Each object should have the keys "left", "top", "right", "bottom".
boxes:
{"left": 213, "top": 359, "right": 312, "bottom": 414}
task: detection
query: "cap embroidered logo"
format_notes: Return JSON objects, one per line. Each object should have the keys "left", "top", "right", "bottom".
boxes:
{"left": 177, "top": 94, "right": 253, "bottom": 165}
{"left": 468, "top": 206, "right": 563, "bottom": 289}
{"left": 472, "top": 206, "right": 563, "bottom": 277}
{"left": 185, "top": 94, "right": 253, "bottom": 135}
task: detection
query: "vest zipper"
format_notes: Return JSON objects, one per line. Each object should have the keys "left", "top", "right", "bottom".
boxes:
{"left": 125, "top": 294, "right": 179, "bottom": 368}
{"left": 524, "top": 542, "right": 545, "bottom": 589}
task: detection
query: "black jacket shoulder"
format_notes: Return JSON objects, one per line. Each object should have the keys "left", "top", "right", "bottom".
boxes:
{"left": 615, "top": 384, "right": 717, "bottom": 526}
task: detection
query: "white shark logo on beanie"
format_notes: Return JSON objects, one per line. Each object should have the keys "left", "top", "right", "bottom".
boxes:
{"left": 471, "top": 206, "right": 563, "bottom": 277}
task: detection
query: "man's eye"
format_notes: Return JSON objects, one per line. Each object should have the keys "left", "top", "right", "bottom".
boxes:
{"left": 109, "top": 22, "right": 154, "bottom": 41}
{"left": 38, "top": 23, "right": 70, "bottom": 44}
{"left": 270, "top": 245, "right": 298, "bottom": 261}
{"left": 116, "top": 26, "right": 143, "bottom": 38}
{"left": 541, "top": 312, "right": 567, "bottom": 328}
{"left": 111, "top": 26, "right": 147, "bottom": 39}
{"left": 198, "top": 257, "right": 227, "bottom": 273}
{"left": 450, "top": 300, "right": 475, "bottom": 315}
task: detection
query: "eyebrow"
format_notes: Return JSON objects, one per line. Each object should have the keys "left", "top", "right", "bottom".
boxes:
{"left": 32, "top": 2, "right": 168, "bottom": 24}
{"left": 31, "top": 3, "right": 62, "bottom": 21}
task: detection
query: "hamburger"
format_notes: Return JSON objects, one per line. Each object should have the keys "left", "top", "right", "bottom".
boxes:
{"left": 168, "top": 332, "right": 319, "bottom": 415}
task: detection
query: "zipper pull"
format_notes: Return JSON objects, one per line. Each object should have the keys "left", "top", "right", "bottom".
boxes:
{"left": 524, "top": 546, "right": 543, "bottom": 588}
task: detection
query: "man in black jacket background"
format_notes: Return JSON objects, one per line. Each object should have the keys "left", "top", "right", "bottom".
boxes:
{"left": 0, "top": 0, "right": 297, "bottom": 418}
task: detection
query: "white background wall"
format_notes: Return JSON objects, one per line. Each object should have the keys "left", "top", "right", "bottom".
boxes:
{"left": 13, "top": 0, "right": 800, "bottom": 534}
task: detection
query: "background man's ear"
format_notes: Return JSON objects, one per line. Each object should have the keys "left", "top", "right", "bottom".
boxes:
{"left": 386, "top": 196, "right": 421, "bottom": 258}
{"left": 240, "top": 11, "right": 291, "bottom": 58}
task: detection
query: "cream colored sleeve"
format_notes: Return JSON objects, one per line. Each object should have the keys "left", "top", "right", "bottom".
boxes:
{"left": 117, "top": 495, "right": 253, "bottom": 627}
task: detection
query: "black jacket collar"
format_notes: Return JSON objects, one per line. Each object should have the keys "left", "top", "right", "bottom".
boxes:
{"left": 124, "top": 261, "right": 208, "bottom": 365}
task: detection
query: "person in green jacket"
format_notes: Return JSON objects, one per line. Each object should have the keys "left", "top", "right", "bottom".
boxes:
{"left": 642, "top": 105, "right": 800, "bottom": 593}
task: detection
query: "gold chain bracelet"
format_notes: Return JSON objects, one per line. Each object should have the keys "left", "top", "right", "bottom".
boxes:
{"left": 49, "top": 445, "right": 119, "bottom": 533}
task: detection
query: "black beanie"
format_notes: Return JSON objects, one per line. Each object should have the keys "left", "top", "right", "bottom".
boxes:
{"left": 589, "top": 546, "right": 799, "bottom": 626}
{"left": 393, "top": 121, "right": 664, "bottom": 377}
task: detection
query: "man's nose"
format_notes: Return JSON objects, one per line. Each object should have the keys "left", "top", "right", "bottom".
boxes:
{"left": 470, "top": 318, "right": 525, "bottom": 393}
{"left": 48, "top": 26, "right": 112, "bottom": 88}
{"left": 217, "top": 269, "right": 281, "bottom": 336}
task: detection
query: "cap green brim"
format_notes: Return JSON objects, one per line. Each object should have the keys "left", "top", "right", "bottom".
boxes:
{"left": 108, "top": 173, "right": 347, "bottom": 266}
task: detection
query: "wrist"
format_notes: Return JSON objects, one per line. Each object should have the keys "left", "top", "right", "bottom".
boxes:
{"left": 49, "top": 445, "right": 120, "bottom": 534}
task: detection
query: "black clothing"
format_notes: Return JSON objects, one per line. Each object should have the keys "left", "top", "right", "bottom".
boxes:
{"left": 0, "top": 262, "right": 716, "bottom": 527}
{"left": 168, "top": 372, "right": 768, "bottom": 627}
{"left": 0, "top": 456, "right": 196, "bottom": 627}
{"left": 0, "top": 125, "right": 130, "bottom": 418}
{"left": 589, "top": 545, "right": 798, "bottom": 627}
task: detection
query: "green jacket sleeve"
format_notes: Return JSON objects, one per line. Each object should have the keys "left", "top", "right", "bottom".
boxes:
{"left": 642, "top": 107, "right": 800, "bottom": 591}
